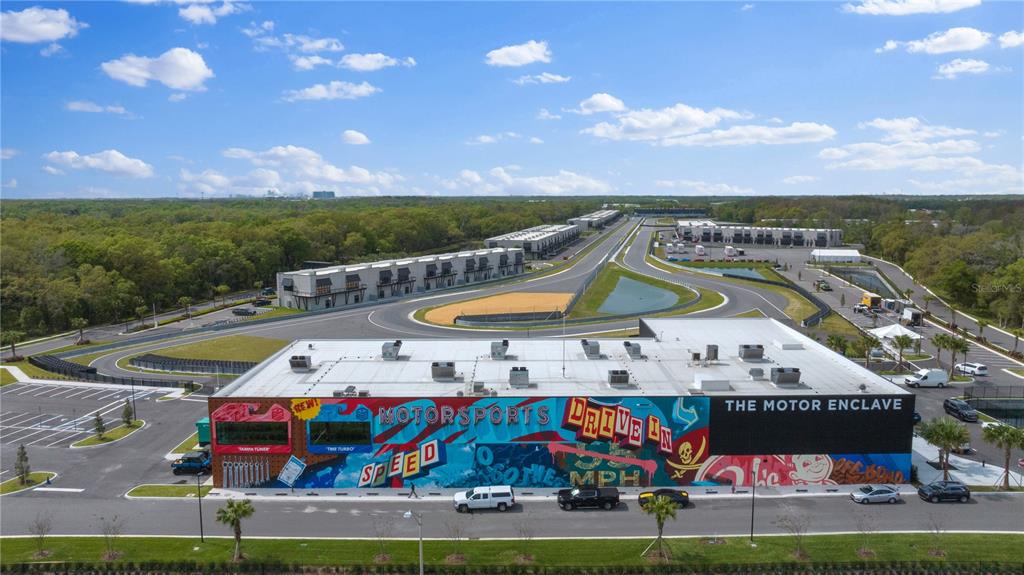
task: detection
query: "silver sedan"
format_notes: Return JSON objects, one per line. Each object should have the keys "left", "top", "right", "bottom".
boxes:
{"left": 850, "top": 485, "right": 902, "bottom": 504}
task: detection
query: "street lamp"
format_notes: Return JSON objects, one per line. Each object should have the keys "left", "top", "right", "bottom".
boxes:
{"left": 129, "top": 378, "right": 138, "bottom": 420}
{"left": 749, "top": 465, "right": 757, "bottom": 547}
{"left": 403, "top": 510, "right": 423, "bottom": 575}
{"left": 197, "top": 472, "right": 205, "bottom": 543}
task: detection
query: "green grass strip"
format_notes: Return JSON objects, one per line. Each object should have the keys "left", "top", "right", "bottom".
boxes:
{"left": 0, "top": 368, "right": 17, "bottom": 386}
{"left": 1, "top": 472, "right": 56, "bottom": 495}
{"left": 71, "top": 420, "right": 146, "bottom": 447}
{"left": 570, "top": 264, "right": 697, "bottom": 319}
{"left": 127, "top": 484, "right": 212, "bottom": 498}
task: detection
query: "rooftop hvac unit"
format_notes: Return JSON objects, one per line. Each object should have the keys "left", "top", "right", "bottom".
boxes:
{"left": 608, "top": 369, "right": 630, "bottom": 387}
{"left": 289, "top": 355, "right": 312, "bottom": 372}
{"left": 581, "top": 339, "right": 601, "bottom": 359}
{"left": 623, "top": 341, "right": 642, "bottom": 359}
{"left": 748, "top": 368, "right": 765, "bottom": 380}
{"left": 738, "top": 344, "right": 764, "bottom": 361}
{"left": 431, "top": 361, "right": 456, "bottom": 380}
{"left": 472, "top": 381, "right": 486, "bottom": 394}
{"left": 691, "top": 351, "right": 701, "bottom": 362}
{"left": 770, "top": 367, "right": 802, "bottom": 386}
{"left": 357, "top": 389, "right": 370, "bottom": 397}
{"left": 333, "top": 386, "right": 357, "bottom": 398}
{"left": 706, "top": 344, "right": 719, "bottom": 362}
{"left": 381, "top": 340, "right": 402, "bottom": 360}
{"left": 491, "top": 340, "right": 510, "bottom": 360}
{"left": 509, "top": 367, "right": 531, "bottom": 388}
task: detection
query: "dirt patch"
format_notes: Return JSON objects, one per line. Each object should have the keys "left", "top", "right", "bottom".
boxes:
{"left": 102, "top": 551, "right": 123, "bottom": 561}
{"left": 31, "top": 550, "right": 52, "bottom": 559}
{"left": 424, "top": 292, "right": 573, "bottom": 325}
{"left": 928, "top": 548, "right": 946, "bottom": 558}
{"left": 445, "top": 554, "right": 466, "bottom": 564}
{"left": 857, "top": 548, "right": 876, "bottom": 559}
{"left": 374, "top": 553, "right": 391, "bottom": 563}
{"left": 514, "top": 553, "right": 535, "bottom": 564}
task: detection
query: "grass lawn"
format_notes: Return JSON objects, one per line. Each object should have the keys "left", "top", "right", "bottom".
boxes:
{"left": 576, "top": 327, "right": 641, "bottom": 338}
{"left": 127, "top": 484, "right": 212, "bottom": 498}
{"left": 732, "top": 309, "right": 767, "bottom": 318}
{"left": 0, "top": 368, "right": 17, "bottom": 386}
{"left": 904, "top": 353, "right": 932, "bottom": 361}
{"left": 1009, "top": 368, "right": 1024, "bottom": 376}
{"left": 38, "top": 340, "right": 111, "bottom": 355}
{"left": 816, "top": 312, "right": 861, "bottom": 339}
{"left": 249, "top": 306, "right": 300, "bottom": 320}
{"left": 0, "top": 472, "right": 56, "bottom": 495}
{"left": 679, "top": 261, "right": 775, "bottom": 269}
{"left": 154, "top": 335, "right": 288, "bottom": 363}
{"left": 71, "top": 420, "right": 145, "bottom": 447}
{"left": 569, "top": 264, "right": 697, "bottom": 319}
{"left": 67, "top": 349, "right": 118, "bottom": 366}
{"left": 171, "top": 432, "right": 200, "bottom": 454}
{"left": 1, "top": 534, "right": 1021, "bottom": 566}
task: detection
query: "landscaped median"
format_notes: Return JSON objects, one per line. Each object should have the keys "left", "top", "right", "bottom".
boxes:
{"left": 0, "top": 534, "right": 1021, "bottom": 571}
{"left": 0, "top": 472, "right": 56, "bottom": 495}
{"left": 70, "top": 420, "right": 146, "bottom": 448}
{"left": 126, "top": 484, "right": 212, "bottom": 498}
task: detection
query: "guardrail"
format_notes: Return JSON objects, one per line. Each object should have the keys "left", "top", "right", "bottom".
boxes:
{"left": 720, "top": 272, "right": 831, "bottom": 327}
{"left": 129, "top": 353, "right": 257, "bottom": 375}
{"left": 28, "top": 355, "right": 197, "bottom": 390}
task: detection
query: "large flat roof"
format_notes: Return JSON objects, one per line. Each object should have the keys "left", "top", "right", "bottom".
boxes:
{"left": 486, "top": 224, "right": 577, "bottom": 242}
{"left": 281, "top": 247, "right": 520, "bottom": 277}
{"left": 215, "top": 318, "right": 909, "bottom": 399}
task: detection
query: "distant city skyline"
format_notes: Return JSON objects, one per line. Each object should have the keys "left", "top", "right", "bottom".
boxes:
{"left": 1, "top": 0, "right": 1021, "bottom": 198}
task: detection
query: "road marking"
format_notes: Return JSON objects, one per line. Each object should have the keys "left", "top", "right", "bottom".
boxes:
{"left": 45, "top": 387, "right": 78, "bottom": 398}
{"left": 33, "top": 487, "right": 84, "bottom": 493}
{"left": 16, "top": 385, "right": 45, "bottom": 395}
{"left": 1, "top": 413, "right": 41, "bottom": 426}
{"left": 46, "top": 431, "right": 90, "bottom": 447}
{"left": 61, "top": 388, "right": 93, "bottom": 399}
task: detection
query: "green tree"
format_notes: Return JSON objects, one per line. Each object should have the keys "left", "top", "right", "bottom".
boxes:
{"left": 15, "top": 444, "right": 30, "bottom": 485}
{"left": 216, "top": 499, "right": 255, "bottom": 562}
{"left": 642, "top": 496, "right": 678, "bottom": 560}
{"left": 918, "top": 417, "right": 970, "bottom": 482}
{"left": 121, "top": 399, "right": 134, "bottom": 427}
{"left": 858, "top": 335, "right": 880, "bottom": 368}
{"left": 949, "top": 337, "right": 970, "bottom": 378}
{"left": 93, "top": 412, "right": 106, "bottom": 440}
{"left": 982, "top": 424, "right": 1024, "bottom": 491}
{"left": 892, "top": 334, "right": 915, "bottom": 371}
{"left": 135, "top": 305, "right": 149, "bottom": 328}
{"left": 70, "top": 317, "right": 88, "bottom": 344}
{"left": 215, "top": 284, "right": 231, "bottom": 307}
{"left": 930, "top": 334, "right": 949, "bottom": 371}
{"left": 2, "top": 330, "right": 26, "bottom": 359}
{"left": 826, "top": 334, "right": 847, "bottom": 355}
{"left": 976, "top": 320, "right": 988, "bottom": 341}
{"left": 177, "top": 296, "right": 192, "bottom": 319}
{"left": 923, "top": 294, "right": 934, "bottom": 313}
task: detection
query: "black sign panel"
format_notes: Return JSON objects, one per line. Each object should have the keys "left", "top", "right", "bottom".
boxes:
{"left": 709, "top": 395, "right": 915, "bottom": 455}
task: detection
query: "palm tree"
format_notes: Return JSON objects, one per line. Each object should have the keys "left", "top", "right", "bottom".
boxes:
{"left": 215, "top": 284, "right": 231, "bottom": 307}
{"left": 904, "top": 287, "right": 914, "bottom": 302}
{"left": 892, "top": 334, "right": 914, "bottom": 371}
{"left": 826, "top": 334, "right": 847, "bottom": 355}
{"left": 982, "top": 424, "right": 1024, "bottom": 491}
{"left": 177, "top": 296, "right": 193, "bottom": 319}
{"left": 930, "top": 334, "right": 948, "bottom": 371}
{"left": 2, "top": 330, "right": 26, "bottom": 360}
{"left": 642, "top": 496, "right": 678, "bottom": 560}
{"left": 918, "top": 417, "right": 970, "bottom": 482}
{"left": 1012, "top": 329, "right": 1022, "bottom": 355}
{"left": 976, "top": 320, "right": 988, "bottom": 341}
{"left": 70, "top": 317, "right": 88, "bottom": 344}
{"left": 216, "top": 499, "right": 255, "bottom": 562}
{"left": 949, "top": 337, "right": 970, "bottom": 379}
{"left": 859, "top": 334, "right": 880, "bottom": 368}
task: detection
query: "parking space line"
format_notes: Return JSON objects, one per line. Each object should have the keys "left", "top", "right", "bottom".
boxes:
{"left": 1, "top": 384, "right": 33, "bottom": 394}
{"left": 7, "top": 425, "right": 71, "bottom": 444}
{"left": 31, "top": 386, "right": 63, "bottom": 397}
{"left": 2, "top": 413, "right": 43, "bottom": 426}
{"left": 61, "top": 388, "right": 93, "bottom": 399}
{"left": 16, "top": 385, "right": 44, "bottom": 395}
{"left": 46, "top": 431, "right": 89, "bottom": 447}
{"left": 44, "top": 387, "right": 79, "bottom": 398}
{"left": 96, "top": 390, "right": 126, "bottom": 401}
{"left": 77, "top": 389, "right": 109, "bottom": 400}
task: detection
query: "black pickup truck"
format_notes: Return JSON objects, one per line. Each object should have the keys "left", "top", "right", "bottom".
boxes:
{"left": 557, "top": 485, "right": 620, "bottom": 511}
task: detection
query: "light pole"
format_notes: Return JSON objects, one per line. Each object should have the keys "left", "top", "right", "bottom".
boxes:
{"left": 749, "top": 463, "right": 757, "bottom": 547}
{"left": 197, "top": 472, "right": 205, "bottom": 542}
{"left": 403, "top": 510, "right": 423, "bottom": 575}
{"left": 129, "top": 378, "right": 138, "bottom": 420}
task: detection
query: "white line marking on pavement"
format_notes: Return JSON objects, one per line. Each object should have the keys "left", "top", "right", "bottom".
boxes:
{"left": 1, "top": 413, "right": 41, "bottom": 426}
{"left": 17, "top": 386, "right": 44, "bottom": 395}
{"left": 45, "top": 387, "right": 78, "bottom": 398}
{"left": 46, "top": 430, "right": 89, "bottom": 447}
{"left": 33, "top": 487, "right": 84, "bottom": 493}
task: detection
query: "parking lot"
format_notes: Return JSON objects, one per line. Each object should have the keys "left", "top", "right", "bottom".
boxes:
{"left": 1, "top": 382, "right": 160, "bottom": 448}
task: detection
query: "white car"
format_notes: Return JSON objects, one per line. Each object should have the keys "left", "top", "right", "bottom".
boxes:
{"left": 955, "top": 362, "right": 988, "bottom": 376}
{"left": 850, "top": 485, "right": 902, "bottom": 504}
{"left": 453, "top": 485, "right": 515, "bottom": 513}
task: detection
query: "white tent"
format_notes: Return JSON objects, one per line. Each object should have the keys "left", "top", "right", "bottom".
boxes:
{"left": 811, "top": 248, "right": 861, "bottom": 263}
{"left": 868, "top": 324, "right": 921, "bottom": 341}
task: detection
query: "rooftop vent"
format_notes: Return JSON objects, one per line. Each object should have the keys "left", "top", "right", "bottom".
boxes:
{"left": 770, "top": 367, "right": 802, "bottom": 386}
{"left": 748, "top": 368, "right": 765, "bottom": 380}
{"left": 382, "top": 340, "right": 402, "bottom": 360}
{"left": 472, "top": 381, "right": 486, "bottom": 395}
{"left": 289, "top": 355, "right": 312, "bottom": 372}
{"left": 491, "top": 340, "right": 510, "bottom": 360}
{"left": 431, "top": 361, "right": 455, "bottom": 381}
{"left": 693, "top": 374, "right": 732, "bottom": 392}
{"left": 706, "top": 344, "right": 719, "bottom": 362}
{"left": 333, "top": 385, "right": 357, "bottom": 398}
{"left": 773, "top": 340, "right": 804, "bottom": 351}
{"left": 581, "top": 339, "right": 601, "bottom": 359}
{"left": 509, "top": 366, "right": 531, "bottom": 388}
{"left": 607, "top": 369, "right": 631, "bottom": 387}
{"left": 738, "top": 344, "right": 764, "bottom": 361}
{"left": 623, "top": 341, "right": 642, "bottom": 359}
{"left": 357, "top": 389, "right": 370, "bottom": 397}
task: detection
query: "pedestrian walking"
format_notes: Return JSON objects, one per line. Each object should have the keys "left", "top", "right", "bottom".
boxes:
{"left": 408, "top": 482, "right": 418, "bottom": 499}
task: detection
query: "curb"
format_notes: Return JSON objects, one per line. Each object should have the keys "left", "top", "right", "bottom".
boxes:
{"left": 69, "top": 420, "right": 147, "bottom": 449}
{"left": 0, "top": 471, "right": 60, "bottom": 497}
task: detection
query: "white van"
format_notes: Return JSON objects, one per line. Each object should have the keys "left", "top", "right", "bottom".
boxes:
{"left": 453, "top": 485, "right": 516, "bottom": 513}
{"left": 904, "top": 368, "right": 949, "bottom": 388}
{"left": 955, "top": 362, "right": 988, "bottom": 376}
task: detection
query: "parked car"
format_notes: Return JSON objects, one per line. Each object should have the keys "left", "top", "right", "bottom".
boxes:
{"left": 954, "top": 362, "right": 988, "bottom": 377}
{"left": 638, "top": 488, "right": 689, "bottom": 509}
{"left": 253, "top": 298, "right": 272, "bottom": 307}
{"left": 918, "top": 480, "right": 971, "bottom": 503}
{"left": 172, "top": 450, "right": 211, "bottom": 475}
{"left": 904, "top": 368, "right": 949, "bottom": 388}
{"left": 943, "top": 398, "right": 979, "bottom": 422}
{"left": 231, "top": 308, "right": 257, "bottom": 316}
{"left": 850, "top": 484, "right": 901, "bottom": 504}
{"left": 260, "top": 287, "right": 276, "bottom": 296}
{"left": 452, "top": 485, "right": 515, "bottom": 513}
{"left": 853, "top": 304, "right": 869, "bottom": 313}
{"left": 950, "top": 442, "right": 976, "bottom": 455}
{"left": 557, "top": 485, "right": 620, "bottom": 511}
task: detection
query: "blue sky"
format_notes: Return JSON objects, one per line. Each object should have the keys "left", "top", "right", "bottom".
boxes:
{"left": 1, "top": 0, "right": 1021, "bottom": 198}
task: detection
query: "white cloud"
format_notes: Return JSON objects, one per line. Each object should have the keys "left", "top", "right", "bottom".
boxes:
{"left": 858, "top": 117, "right": 975, "bottom": 141}
{"left": 467, "top": 132, "right": 521, "bottom": 145}
{"left": 339, "top": 53, "right": 416, "bottom": 72}
{"left": 537, "top": 108, "right": 561, "bottom": 120}
{"left": 877, "top": 27, "right": 991, "bottom": 54}
{"left": 179, "top": 166, "right": 284, "bottom": 196}
{"left": 254, "top": 32, "right": 344, "bottom": 53}
{"left": 487, "top": 166, "right": 613, "bottom": 195}
{"left": 178, "top": 1, "right": 249, "bottom": 25}
{"left": 513, "top": 72, "right": 571, "bottom": 85}
{"left": 998, "top": 30, "right": 1024, "bottom": 49}
{"left": 42, "top": 165, "right": 64, "bottom": 175}
{"left": 842, "top": 0, "right": 980, "bottom": 16}
{"left": 282, "top": 80, "right": 380, "bottom": 102}
{"left": 44, "top": 149, "right": 154, "bottom": 178}
{"left": 40, "top": 42, "right": 64, "bottom": 57}
{"left": 290, "top": 55, "right": 332, "bottom": 71}
{"left": 485, "top": 40, "right": 551, "bottom": 67}
{"left": 908, "top": 168, "right": 1023, "bottom": 194}
{"left": 66, "top": 100, "right": 129, "bottom": 115}
{"left": 529, "top": 137, "right": 544, "bottom": 144}
{"left": 2, "top": 178, "right": 17, "bottom": 189}
{"left": 572, "top": 93, "right": 627, "bottom": 115}
{"left": 934, "top": 58, "right": 990, "bottom": 79}
{"left": 781, "top": 175, "right": 820, "bottom": 184}
{"left": 583, "top": 101, "right": 745, "bottom": 140}
{"left": 0, "top": 6, "right": 86, "bottom": 43}
{"left": 241, "top": 20, "right": 274, "bottom": 37}
{"left": 1, "top": 148, "right": 19, "bottom": 160}
{"left": 341, "top": 130, "right": 371, "bottom": 145}
{"left": 222, "top": 145, "right": 400, "bottom": 191}
{"left": 655, "top": 179, "right": 754, "bottom": 195}
{"left": 101, "top": 47, "right": 214, "bottom": 91}
{"left": 168, "top": 92, "right": 188, "bottom": 102}
{"left": 983, "top": 130, "right": 1003, "bottom": 138}
{"left": 661, "top": 123, "right": 837, "bottom": 147}
{"left": 742, "top": 4, "right": 755, "bottom": 10}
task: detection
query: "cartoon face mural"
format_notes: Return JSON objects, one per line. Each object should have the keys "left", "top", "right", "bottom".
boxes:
{"left": 208, "top": 393, "right": 913, "bottom": 489}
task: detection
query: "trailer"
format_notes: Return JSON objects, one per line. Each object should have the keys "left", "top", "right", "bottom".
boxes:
{"left": 694, "top": 245, "right": 706, "bottom": 257}
{"left": 901, "top": 308, "right": 923, "bottom": 327}
{"left": 861, "top": 292, "right": 882, "bottom": 309}
{"left": 724, "top": 245, "right": 737, "bottom": 257}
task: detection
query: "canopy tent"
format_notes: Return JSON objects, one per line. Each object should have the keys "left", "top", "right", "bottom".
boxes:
{"left": 811, "top": 249, "right": 861, "bottom": 263}
{"left": 868, "top": 324, "right": 922, "bottom": 341}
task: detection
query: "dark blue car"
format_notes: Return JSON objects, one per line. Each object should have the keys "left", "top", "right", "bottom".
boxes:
{"left": 172, "top": 450, "right": 211, "bottom": 475}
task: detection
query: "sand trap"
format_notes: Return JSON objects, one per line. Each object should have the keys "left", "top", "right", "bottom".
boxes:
{"left": 425, "top": 292, "right": 574, "bottom": 325}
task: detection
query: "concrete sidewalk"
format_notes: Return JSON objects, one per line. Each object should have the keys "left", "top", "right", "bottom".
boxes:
{"left": 912, "top": 436, "right": 1024, "bottom": 488}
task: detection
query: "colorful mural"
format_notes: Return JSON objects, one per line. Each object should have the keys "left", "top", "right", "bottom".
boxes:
{"left": 208, "top": 394, "right": 912, "bottom": 489}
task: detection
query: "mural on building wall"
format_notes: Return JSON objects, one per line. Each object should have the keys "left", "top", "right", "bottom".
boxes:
{"left": 209, "top": 394, "right": 911, "bottom": 489}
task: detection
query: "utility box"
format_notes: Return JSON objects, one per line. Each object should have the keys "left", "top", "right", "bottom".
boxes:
{"left": 738, "top": 344, "right": 764, "bottom": 361}
{"left": 196, "top": 417, "right": 211, "bottom": 446}
{"left": 431, "top": 361, "right": 456, "bottom": 380}
{"left": 623, "top": 341, "right": 642, "bottom": 359}
{"left": 491, "top": 340, "right": 510, "bottom": 360}
{"left": 581, "top": 339, "right": 601, "bottom": 359}
{"left": 382, "top": 340, "right": 403, "bottom": 360}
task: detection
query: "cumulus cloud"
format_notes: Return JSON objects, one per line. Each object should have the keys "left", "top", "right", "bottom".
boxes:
{"left": 339, "top": 53, "right": 416, "bottom": 71}
{"left": 934, "top": 58, "right": 990, "bottom": 79}
{"left": 655, "top": 179, "right": 754, "bottom": 195}
{"left": 250, "top": 29, "right": 344, "bottom": 53}
{"left": 44, "top": 149, "right": 154, "bottom": 178}
{"left": 529, "top": 137, "right": 544, "bottom": 144}
{"left": 781, "top": 175, "right": 820, "bottom": 184}
{"left": 0, "top": 6, "right": 86, "bottom": 43}
{"left": 741, "top": 4, "right": 755, "bottom": 10}
{"left": 40, "top": 42, "right": 64, "bottom": 57}
{"left": 178, "top": 1, "right": 249, "bottom": 25}
{"left": 341, "top": 130, "right": 371, "bottom": 145}
{"left": 488, "top": 166, "right": 613, "bottom": 195}
{"left": 485, "top": 40, "right": 551, "bottom": 67}
{"left": 842, "top": 0, "right": 980, "bottom": 15}
{"left": 858, "top": 117, "right": 975, "bottom": 141}
{"left": 290, "top": 55, "right": 332, "bottom": 71}
{"left": 998, "top": 30, "right": 1024, "bottom": 49}
{"left": 222, "top": 144, "right": 400, "bottom": 192}
{"left": 3, "top": 179, "right": 17, "bottom": 189}
{"left": 537, "top": 108, "right": 562, "bottom": 120}
{"left": 66, "top": 100, "right": 130, "bottom": 115}
{"left": 571, "top": 93, "right": 627, "bottom": 115}
{"left": 467, "top": 132, "right": 521, "bottom": 145}
{"left": 877, "top": 27, "right": 991, "bottom": 54}
{"left": 513, "top": 72, "right": 571, "bottom": 85}
{"left": 282, "top": 80, "right": 380, "bottom": 102}
{"left": 179, "top": 166, "right": 283, "bottom": 196}
{"left": 101, "top": 47, "right": 214, "bottom": 91}
{"left": 1, "top": 148, "right": 19, "bottom": 160}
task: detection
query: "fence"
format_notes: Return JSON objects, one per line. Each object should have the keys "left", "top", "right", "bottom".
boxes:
{"left": 128, "top": 353, "right": 257, "bottom": 375}
{"left": 720, "top": 272, "right": 831, "bottom": 327}
{"left": 28, "top": 355, "right": 197, "bottom": 390}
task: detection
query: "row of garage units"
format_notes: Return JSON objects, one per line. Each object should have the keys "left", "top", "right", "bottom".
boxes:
{"left": 676, "top": 221, "right": 844, "bottom": 247}
{"left": 484, "top": 224, "right": 580, "bottom": 259}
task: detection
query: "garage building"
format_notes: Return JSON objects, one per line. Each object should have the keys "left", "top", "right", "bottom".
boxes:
{"left": 676, "top": 220, "right": 844, "bottom": 247}
{"left": 485, "top": 224, "right": 580, "bottom": 259}
{"left": 568, "top": 209, "right": 621, "bottom": 230}
{"left": 208, "top": 318, "right": 914, "bottom": 490}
